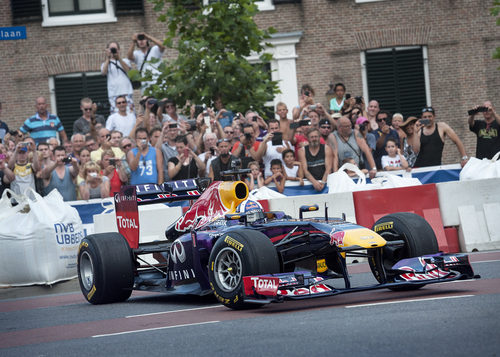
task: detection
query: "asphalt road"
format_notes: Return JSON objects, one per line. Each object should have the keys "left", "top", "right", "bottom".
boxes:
{"left": 1, "top": 251, "right": 499, "bottom": 356}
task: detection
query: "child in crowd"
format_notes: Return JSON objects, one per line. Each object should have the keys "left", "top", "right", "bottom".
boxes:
{"left": 264, "top": 158, "right": 285, "bottom": 193}
{"left": 245, "top": 161, "right": 264, "bottom": 190}
{"left": 282, "top": 149, "right": 303, "bottom": 185}
{"left": 381, "top": 138, "right": 410, "bottom": 171}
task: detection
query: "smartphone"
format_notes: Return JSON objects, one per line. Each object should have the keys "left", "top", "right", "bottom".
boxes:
{"left": 141, "top": 139, "right": 147, "bottom": 146}
{"left": 89, "top": 172, "right": 97, "bottom": 178}
{"left": 169, "top": 123, "right": 178, "bottom": 129}
{"left": 345, "top": 93, "right": 351, "bottom": 99}
{"left": 420, "top": 119, "right": 431, "bottom": 125}
{"left": 106, "top": 134, "right": 111, "bottom": 140}
{"left": 109, "top": 158, "right": 116, "bottom": 165}
{"left": 62, "top": 156, "right": 72, "bottom": 164}
{"left": 210, "top": 147, "right": 216, "bottom": 155}
{"left": 290, "top": 122, "right": 299, "bottom": 129}
{"left": 203, "top": 112, "right": 212, "bottom": 133}
{"left": 271, "top": 132, "right": 282, "bottom": 146}
{"left": 184, "top": 148, "right": 189, "bottom": 157}
{"left": 299, "top": 119, "right": 311, "bottom": 127}
{"left": 309, "top": 105, "right": 317, "bottom": 110}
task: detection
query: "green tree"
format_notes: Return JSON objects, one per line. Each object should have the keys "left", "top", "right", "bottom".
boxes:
{"left": 139, "top": 0, "right": 280, "bottom": 116}
{"left": 492, "top": 0, "right": 500, "bottom": 65}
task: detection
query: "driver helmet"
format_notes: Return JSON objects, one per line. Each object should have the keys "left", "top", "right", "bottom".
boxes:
{"left": 236, "top": 199, "right": 265, "bottom": 223}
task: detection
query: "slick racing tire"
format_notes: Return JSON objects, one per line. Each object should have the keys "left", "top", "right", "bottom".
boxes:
{"left": 208, "top": 229, "right": 279, "bottom": 310}
{"left": 78, "top": 233, "right": 135, "bottom": 304}
{"left": 368, "top": 212, "right": 439, "bottom": 291}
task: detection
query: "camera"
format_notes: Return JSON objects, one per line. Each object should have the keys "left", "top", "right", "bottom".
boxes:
{"left": 309, "top": 105, "right": 317, "bottom": 110}
{"left": 252, "top": 116, "right": 258, "bottom": 122}
{"left": 186, "top": 120, "right": 197, "bottom": 131}
{"left": 345, "top": 94, "right": 351, "bottom": 100}
{"left": 62, "top": 156, "right": 72, "bottom": 164}
{"left": 468, "top": 106, "right": 488, "bottom": 116}
{"left": 141, "top": 139, "right": 147, "bottom": 146}
{"left": 271, "top": 132, "right": 282, "bottom": 146}
{"left": 304, "top": 91, "right": 310, "bottom": 97}
{"left": 169, "top": 123, "right": 178, "bottom": 129}
{"left": 137, "top": 34, "right": 145, "bottom": 41}
{"left": 355, "top": 96, "right": 363, "bottom": 104}
{"left": 210, "top": 147, "right": 216, "bottom": 155}
{"left": 194, "top": 105, "right": 204, "bottom": 118}
{"left": 230, "top": 158, "right": 242, "bottom": 170}
{"left": 109, "top": 158, "right": 117, "bottom": 165}
{"left": 244, "top": 132, "right": 253, "bottom": 141}
{"left": 110, "top": 48, "right": 117, "bottom": 54}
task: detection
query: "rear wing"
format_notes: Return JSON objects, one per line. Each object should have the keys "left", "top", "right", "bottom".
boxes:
{"left": 135, "top": 178, "right": 211, "bottom": 205}
{"left": 114, "top": 178, "right": 211, "bottom": 248}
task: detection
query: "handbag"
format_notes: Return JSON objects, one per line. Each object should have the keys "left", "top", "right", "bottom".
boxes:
{"left": 459, "top": 151, "right": 500, "bottom": 181}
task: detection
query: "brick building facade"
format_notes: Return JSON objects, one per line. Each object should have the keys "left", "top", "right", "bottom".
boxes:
{"left": 1, "top": 0, "right": 499, "bottom": 164}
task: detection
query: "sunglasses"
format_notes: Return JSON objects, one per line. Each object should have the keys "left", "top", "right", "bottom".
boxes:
{"left": 421, "top": 107, "right": 434, "bottom": 113}
{"left": 376, "top": 117, "right": 388, "bottom": 122}
{"left": 165, "top": 104, "right": 175, "bottom": 108}
{"left": 224, "top": 131, "right": 234, "bottom": 134}
{"left": 320, "top": 125, "right": 331, "bottom": 129}
{"left": 352, "top": 111, "right": 360, "bottom": 115}
{"left": 116, "top": 101, "right": 126, "bottom": 105}
{"left": 83, "top": 108, "right": 92, "bottom": 111}
{"left": 217, "top": 138, "right": 231, "bottom": 144}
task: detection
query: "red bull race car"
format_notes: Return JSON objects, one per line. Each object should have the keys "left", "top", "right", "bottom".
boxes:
{"left": 77, "top": 176, "right": 478, "bottom": 309}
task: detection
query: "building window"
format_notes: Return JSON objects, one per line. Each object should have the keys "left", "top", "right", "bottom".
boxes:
{"left": 41, "top": 0, "right": 116, "bottom": 27}
{"left": 51, "top": 72, "right": 109, "bottom": 137}
{"left": 362, "top": 46, "right": 430, "bottom": 118}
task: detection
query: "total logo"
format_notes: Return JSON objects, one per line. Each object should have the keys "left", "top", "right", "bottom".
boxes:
{"left": 116, "top": 216, "right": 138, "bottom": 229}
{"left": 170, "top": 240, "right": 186, "bottom": 264}
{"left": 243, "top": 276, "right": 279, "bottom": 296}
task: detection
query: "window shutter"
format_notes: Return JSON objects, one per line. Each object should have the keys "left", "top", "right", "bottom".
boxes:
{"left": 273, "top": 0, "right": 301, "bottom": 4}
{"left": 54, "top": 73, "right": 109, "bottom": 137}
{"left": 115, "top": 0, "right": 144, "bottom": 15}
{"left": 11, "top": 0, "right": 42, "bottom": 24}
{"left": 366, "top": 47, "right": 426, "bottom": 118}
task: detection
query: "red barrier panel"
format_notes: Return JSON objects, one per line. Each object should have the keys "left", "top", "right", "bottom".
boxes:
{"left": 444, "top": 227, "right": 460, "bottom": 253}
{"left": 352, "top": 184, "right": 449, "bottom": 252}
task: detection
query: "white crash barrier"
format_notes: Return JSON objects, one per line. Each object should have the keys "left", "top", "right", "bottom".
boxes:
{"left": 437, "top": 178, "right": 500, "bottom": 252}
{"left": 266, "top": 191, "right": 356, "bottom": 223}
{"left": 93, "top": 203, "right": 183, "bottom": 243}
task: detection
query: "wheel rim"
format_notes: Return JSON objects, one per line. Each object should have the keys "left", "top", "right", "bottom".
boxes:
{"left": 79, "top": 251, "right": 95, "bottom": 291}
{"left": 214, "top": 247, "right": 242, "bottom": 293}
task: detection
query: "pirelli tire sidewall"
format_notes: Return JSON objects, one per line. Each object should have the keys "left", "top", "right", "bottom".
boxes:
{"left": 77, "top": 233, "right": 135, "bottom": 305}
{"left": 208, "top": 229, "right": 279, "bottom": 309}
{"left": 369, "top": 212, "right": 439, "bottom": 286}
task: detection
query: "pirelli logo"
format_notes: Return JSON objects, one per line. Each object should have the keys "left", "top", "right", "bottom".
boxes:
{"left": 224, "top": 236, "right": 244, "bottom": 251}
{"left": 374, "top": 222, "right": 394, "bottom": 232}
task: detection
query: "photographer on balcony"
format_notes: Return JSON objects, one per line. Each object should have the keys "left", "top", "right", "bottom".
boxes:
{"left": 468, "top": 101, "right": 500, "bottom": 159}
{"left": 101, "top": 42, "right": 134, "bottom": 114}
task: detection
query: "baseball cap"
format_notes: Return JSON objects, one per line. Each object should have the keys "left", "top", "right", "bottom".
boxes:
{"left": 319, "top": 119, "right": 330, "bottom": 127}
{"left": 400, "top": 116, "right": 418, "bottom": 127}
{"left": 356, "top": 116, "right": 368, "bottom": 126}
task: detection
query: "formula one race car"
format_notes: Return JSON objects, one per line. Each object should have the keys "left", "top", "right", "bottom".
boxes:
{"left": 77, "top": 177, "right": 478, "bottom": 309}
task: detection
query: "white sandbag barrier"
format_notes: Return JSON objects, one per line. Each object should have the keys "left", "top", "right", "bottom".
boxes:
{"left": 436, "top": 178, "right": 500, "bottom": 252}
{"left": 0, "top": 189, "right": 84, "bottom": 287}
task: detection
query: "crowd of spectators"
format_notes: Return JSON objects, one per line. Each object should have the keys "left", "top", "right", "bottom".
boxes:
{"left": 1, "top": 41, "right": 499, "bottom": 200}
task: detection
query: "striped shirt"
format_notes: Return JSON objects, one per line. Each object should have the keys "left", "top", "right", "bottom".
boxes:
{"left": 20, "top": 113, "right": 64, "bottom": 144}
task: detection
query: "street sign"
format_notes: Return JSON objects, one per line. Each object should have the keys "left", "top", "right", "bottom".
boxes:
{"left": 0, "top": 26, "right": 27, "bottom": 41}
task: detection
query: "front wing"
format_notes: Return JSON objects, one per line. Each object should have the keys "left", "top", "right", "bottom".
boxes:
{"left": 242, "top": 253, "right": 478, "bottom": 304}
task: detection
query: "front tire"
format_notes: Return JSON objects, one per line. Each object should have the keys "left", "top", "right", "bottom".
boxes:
{"left": 369, "top": 212, "right": 439, "bottom": 290}
{"left": 208, "top": 229, "right": 279, "bottom": 309}
{"left": 78, "top": 233, "right": 135, "bottom": 304}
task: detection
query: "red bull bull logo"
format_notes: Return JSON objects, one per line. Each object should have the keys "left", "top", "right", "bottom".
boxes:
{"left": 175, "top": 181, "right": 248, "bottom": 232}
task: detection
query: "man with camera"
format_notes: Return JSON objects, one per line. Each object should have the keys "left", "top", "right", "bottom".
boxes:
{"left": 255, "top": 119, "right": 293, "bottom": 178}
{"left": 40, "top": 145, "right": 78, "bottom": 201}
{"left": 232, "top": 124, "right": 261, "bottom": 169}
{"left": 101, "top": 42, "right": 134, "bottom": 114}
{"left": 468, "top": 101, "right": 500, "bottom": 159}
{"left": 105, "top": 96, "right": 136, "bottom": 137}
{"left": 73, "top": 98, "right": 106, "bottom": 136}
{"left": 7, "top": 141, "right": 41, "bottom": 195}
{"left": 209, "top": 138, "right": 237, "bottom": 181}
{"left": 90, "top": 128, "right": 125, "bottom": 163}
{"left": 127, "top": 32, "right": 165, "bottom": 94}
{"left": 298, "top": 128, "right": 333, "bottom": 192}
{"left": 414, "top": 107, "right": 468, "bottom": 167}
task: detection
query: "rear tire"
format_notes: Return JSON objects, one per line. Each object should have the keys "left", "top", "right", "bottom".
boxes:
{"left": 208, "top": 229, "right": 279, "bottom": 309}
{"left": 78, "top": 233, "right": 135, "bottom": 304}
{"left": 369, "top": 212, "right": 439, "bottom": 290}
